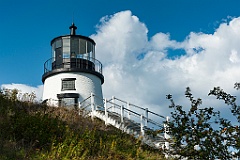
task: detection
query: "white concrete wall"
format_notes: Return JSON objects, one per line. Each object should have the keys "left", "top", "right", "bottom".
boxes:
{"left": 42, "top": 72, "right": 103, "bottom": 106}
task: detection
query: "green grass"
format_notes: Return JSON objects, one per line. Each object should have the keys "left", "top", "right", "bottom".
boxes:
{"left": 0, "top": 92, "right": 165, "bottom": 160}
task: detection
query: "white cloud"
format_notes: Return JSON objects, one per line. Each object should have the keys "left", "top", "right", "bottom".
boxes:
{"left": 91, "top": 10, "right": 240, "bottom": 119}
{"left": 229, "top": 49, "right": 240, "bottom": 63}
{"left": 1, "top": 84, "right": 43, "bottom": 101}
{"left": 92, "top": 10, "right": 148, "bottom": 64}
{"left": 150, "top": 32, "right": 181, "bottom": 51}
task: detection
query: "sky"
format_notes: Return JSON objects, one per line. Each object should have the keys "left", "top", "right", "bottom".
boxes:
{"left": 1, "top": 0, "right": 240, "bottom": 122}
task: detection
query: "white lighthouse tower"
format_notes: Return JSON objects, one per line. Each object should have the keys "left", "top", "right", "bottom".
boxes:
{"left": 42, "top": 23, "right": 104, "bottom": 108}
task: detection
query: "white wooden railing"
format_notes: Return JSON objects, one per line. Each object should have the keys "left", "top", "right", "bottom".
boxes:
{"left": 79, "top": 93, "right": 170, "bottom": 149}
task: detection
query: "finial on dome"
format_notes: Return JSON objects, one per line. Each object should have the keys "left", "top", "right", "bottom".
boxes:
{"left": 69, "top": 23, "right": 77, "bottom": 35}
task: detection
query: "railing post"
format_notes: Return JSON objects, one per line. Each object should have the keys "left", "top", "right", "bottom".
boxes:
{"left": 145, "top": 108, "right": 148, "bottom": 128}
{"left": 140, "top": 114, "right": 145, "bottom": 136}
{"left": 164, "top": 116, "right": 170, "bottom": 138}
{"left": 104, "top": 98, "right": 108, "bottom": 125}
{"left": 127, "top": 102, "right": 130, "bottom": 120}
{"left": 78, "top": 102, "right": 81, "bottom": 109}
{"left": 112, "top": 96, "right": 115, "bottom": 113}
{"left": 121, "top": 105, "right": 124, "bottom": 123}
{"left": 91, "top": 93, "right": 95, "bottom": 120}
{"left": 78, "top": 102, "right": 81, "bottom": 115}
{"left": 164, "top": 116, "right": 170, "bottom": 150}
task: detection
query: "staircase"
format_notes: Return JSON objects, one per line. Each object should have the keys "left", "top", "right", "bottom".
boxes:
{"left": 79, "top": 93, "right": 171, "bottom": 149}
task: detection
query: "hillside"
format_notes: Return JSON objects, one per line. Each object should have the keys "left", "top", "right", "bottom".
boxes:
{"left": 0, "top": 90, "right": 165, "bottom": 160}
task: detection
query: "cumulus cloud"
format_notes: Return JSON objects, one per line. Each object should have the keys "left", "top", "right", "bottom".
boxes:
{"left": 93, "top": 10, "right": 148, "bottom": 64}
{"left": 1, "top": 84, "right": 43, "bottom": 101}
{"left": 91, "top": 10, "right": 240, "bottom": 119}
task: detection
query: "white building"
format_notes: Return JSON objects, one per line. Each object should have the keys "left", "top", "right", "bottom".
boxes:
{"left": 42, "top": 23, "right": 104, "bottom": 108}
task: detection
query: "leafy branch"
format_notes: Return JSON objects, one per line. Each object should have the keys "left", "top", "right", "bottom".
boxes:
{"left": 166, "top": 84, "right": 240, "bottom": 159}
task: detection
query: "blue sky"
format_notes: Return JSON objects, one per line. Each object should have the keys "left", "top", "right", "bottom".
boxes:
{"left": 1, "top": 0, "right": 240, "bottom": 86}
{"left": 1, "top": 0, "right": 240, "bottom": 121}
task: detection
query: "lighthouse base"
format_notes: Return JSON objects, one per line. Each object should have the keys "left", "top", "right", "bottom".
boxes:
{"left": 42, "top": 72, "right": 103, "bottom": 108}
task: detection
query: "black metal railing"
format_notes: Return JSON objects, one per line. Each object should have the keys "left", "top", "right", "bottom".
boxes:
{"left": 44, "top": 55, "right": 103, "bottom": 75}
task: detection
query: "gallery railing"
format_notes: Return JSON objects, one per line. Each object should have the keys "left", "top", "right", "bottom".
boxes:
{"left": 43, "top": 55, "right": 103, "bottom": 75}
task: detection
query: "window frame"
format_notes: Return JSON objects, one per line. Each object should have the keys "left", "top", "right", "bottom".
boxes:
{"left": 61, "top": 78, "right": 76, "bottom": 91}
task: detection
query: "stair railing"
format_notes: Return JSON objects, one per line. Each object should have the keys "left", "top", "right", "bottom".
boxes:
{"left": 79, "top": 93, "right": 168, "bottom": 137}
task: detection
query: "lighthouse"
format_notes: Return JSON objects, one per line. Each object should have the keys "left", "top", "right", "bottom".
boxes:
{"left": 42, "top": 23, "right": 104, "bottom": 108}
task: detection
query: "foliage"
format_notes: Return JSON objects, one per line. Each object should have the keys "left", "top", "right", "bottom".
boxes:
{"left": 1, "top": 88, "right": 36, "bottom": 103}
{"left": 0, "top": 89, "right": 165, "bottom": 160}
{"left": 166, "top": 84, "right": 240, "bottom": 159}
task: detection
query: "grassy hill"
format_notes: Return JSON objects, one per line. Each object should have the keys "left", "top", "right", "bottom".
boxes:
{"left": 0, "top": 90, "right": 165, "bottom": 160}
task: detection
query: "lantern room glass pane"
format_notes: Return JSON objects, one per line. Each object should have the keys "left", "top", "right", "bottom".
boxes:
{"left": 52, "top": 39, "right": 62, "bottom": 60}
{"left": 71, "top": 38, "right": 79, "bottom": 55}
{"left": 63, "top": 37, "right": 70, "bottom": 58}
{"left": 52, "top": 47, "right": 55, "bottom": 61}
{"left": 55, "top": 39, "right": 62, "bottom": 48}
{"left": 63, "top": 53, "right": 70, "bottom": 58}
{"left": 79, "top": 39, "right": 86, "bottom": 54}
{"left": 87, "top": 41, "right": 93, "bottom": 53}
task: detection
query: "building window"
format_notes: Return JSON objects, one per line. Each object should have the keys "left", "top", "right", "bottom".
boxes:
{"left": 57, "top": 93, "right": 79, "bottom": 108}
{"left": 62, "top": 78, "right": 76, "bottom": 90}
{"left": 59, "top": 97, "right": 77, "bottom": 108}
